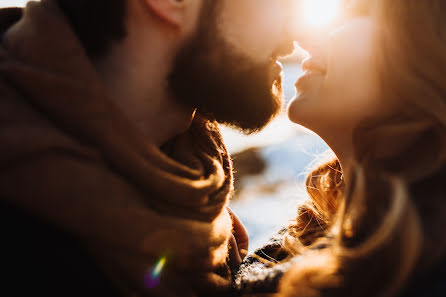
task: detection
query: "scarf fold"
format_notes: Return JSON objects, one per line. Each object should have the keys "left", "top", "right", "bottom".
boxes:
{"left": 0, "top": 1, "right": 233, "bottom": 295}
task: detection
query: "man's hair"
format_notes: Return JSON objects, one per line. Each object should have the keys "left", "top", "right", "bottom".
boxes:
{"left": 55, "top": 0, "right": 127, "bottom": 59}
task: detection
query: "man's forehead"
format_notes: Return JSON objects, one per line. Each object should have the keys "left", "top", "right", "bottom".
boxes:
{"left": 213, "top": 0, "right": 291, "bottom": 63}
{"left": 218, "top": 0, "right": 294, "bottom": 12}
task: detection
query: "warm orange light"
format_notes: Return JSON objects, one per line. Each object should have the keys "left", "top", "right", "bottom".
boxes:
{"left": 301, "top": 0, "right": 341, "bottom": 28}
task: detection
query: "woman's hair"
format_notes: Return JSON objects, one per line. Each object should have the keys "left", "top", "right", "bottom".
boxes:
{"left": 279, "top": 1, "right": 446, "bottom": 297}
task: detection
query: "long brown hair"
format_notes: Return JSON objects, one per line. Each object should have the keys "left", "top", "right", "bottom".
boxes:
{"left": 279, "top": 1, "right": 446, "bottom": 297}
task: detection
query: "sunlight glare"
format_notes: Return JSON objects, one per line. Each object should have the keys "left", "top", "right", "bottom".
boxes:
{"left": 301, "top": 0, "right": 341, "bottom": 28}
{"left": 0, "top": 0, "right": 37, "bottom": 8}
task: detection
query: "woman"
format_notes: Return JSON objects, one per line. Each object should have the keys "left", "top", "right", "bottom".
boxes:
{"left": 233, "top": 1, "right": 446, "bottom": 296}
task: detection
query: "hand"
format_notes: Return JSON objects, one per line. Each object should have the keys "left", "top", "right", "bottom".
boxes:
{"left": 227, "top": 207, "right": 249, "bottom": 269}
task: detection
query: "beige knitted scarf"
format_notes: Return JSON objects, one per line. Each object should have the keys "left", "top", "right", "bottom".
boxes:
{"left": 0, "top": 1, "right": 234, "bottom": 296}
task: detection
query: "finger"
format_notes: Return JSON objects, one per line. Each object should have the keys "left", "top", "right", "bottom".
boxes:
{"left": 227, "top": 207, "right": 249, "bottom": 259}
{"left": 228, "top": 233, "right": 242, "bottom": 269}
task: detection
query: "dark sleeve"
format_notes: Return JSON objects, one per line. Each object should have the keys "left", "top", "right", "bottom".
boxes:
{"left": 0, "top": 150, "right": 144, "bottom": 297}
{"left": 0, "top": 199, "right": 124, "bottom": 297}
{"left": 0, "top": 7, "right": 23, "bottom": 35}
{"left": 398, "top": 256, "right": 446, "bottom": 297}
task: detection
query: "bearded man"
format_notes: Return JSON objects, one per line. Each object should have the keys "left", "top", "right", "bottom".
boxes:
{"left": 0, "top": 0, "right": 294, "bottom": 296}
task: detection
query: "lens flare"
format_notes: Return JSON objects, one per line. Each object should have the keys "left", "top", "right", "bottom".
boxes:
{"left": 301, "top": 0, "right": 341, "bottom": 27}
{"left": 145, "top": 256, "right": 167, "bottom": 289}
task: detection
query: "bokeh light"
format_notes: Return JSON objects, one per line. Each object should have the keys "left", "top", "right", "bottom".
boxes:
{"left": 144, "top": 256, "right": 167, "bottom": 289}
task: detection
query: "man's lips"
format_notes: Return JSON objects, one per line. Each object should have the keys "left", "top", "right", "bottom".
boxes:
{"left": 270, "top": 60, "right": 284, "bottom": 78}
{"left": 274, "top": 60, "right": 283, "bottom": 71}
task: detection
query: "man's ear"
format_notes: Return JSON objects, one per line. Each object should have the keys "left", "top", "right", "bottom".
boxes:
{"left": 143, "top": 0, "right": 186, "bottom": 26}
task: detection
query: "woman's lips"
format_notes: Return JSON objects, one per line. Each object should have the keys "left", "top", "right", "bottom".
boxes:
{"left": 295, "top": 70, "right": 325, "bottom": 92}
{"left": 295, "top": 58, "right": 326, "bottom": 92}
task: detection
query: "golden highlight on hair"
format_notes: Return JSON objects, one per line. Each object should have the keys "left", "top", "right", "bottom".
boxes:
{"left": 275, "top": 1, "right": 446, "bottom": 297}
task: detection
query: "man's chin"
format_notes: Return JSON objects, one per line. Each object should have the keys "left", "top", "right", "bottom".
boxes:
{"left": 210, "top": 83, "right": 283, "bottom": 134}
{"left": 168, "top": 30, "right": 284, "bottom": 133}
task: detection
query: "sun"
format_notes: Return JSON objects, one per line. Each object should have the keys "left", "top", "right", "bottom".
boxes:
{"left": 301, "top": 0, "right": 341, "bottom": 28}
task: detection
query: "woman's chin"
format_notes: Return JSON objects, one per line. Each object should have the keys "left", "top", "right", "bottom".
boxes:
{"left": 286, "top": 93, "right": 326, "bottom": 137}
{"left": 287, "top": 93, "right": 308, "bottom": 124}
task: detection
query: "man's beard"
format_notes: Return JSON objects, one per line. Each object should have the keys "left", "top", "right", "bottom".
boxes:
{"left": 168, "top": 6, "right": 283, "bottom": 133}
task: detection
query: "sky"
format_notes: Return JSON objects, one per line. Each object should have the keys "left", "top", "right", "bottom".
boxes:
{"left": 0, "top": 0, "right": 36, "bottom": 8}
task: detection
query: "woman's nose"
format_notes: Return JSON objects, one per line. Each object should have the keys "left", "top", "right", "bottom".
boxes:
{"left": 298, "top": 40, "right": 328, "bottom": 74}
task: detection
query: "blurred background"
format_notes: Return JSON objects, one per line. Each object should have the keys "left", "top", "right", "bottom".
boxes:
{"left": 1, "top": 0, "right": 32, "bottom": 7}
{"left": 1, "top": 0, "right": 331, "bottom": 253}
{"left": 221, "top": 59, "right": 329, "bottom": 252}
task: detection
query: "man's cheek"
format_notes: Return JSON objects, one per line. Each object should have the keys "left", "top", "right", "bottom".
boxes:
{"left": 217, "top": 5, "right": 286, "bottom": 63}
